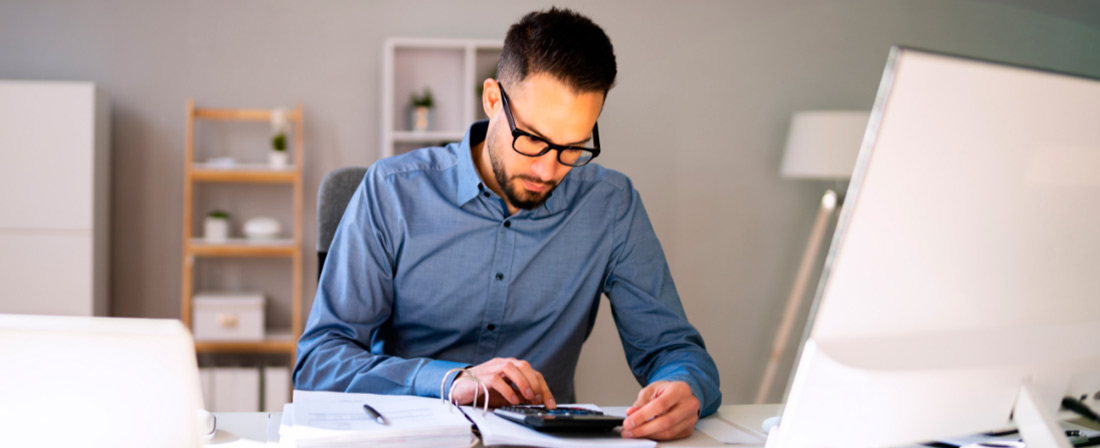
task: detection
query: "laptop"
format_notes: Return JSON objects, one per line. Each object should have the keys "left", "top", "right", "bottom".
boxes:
{"left": 0, "top": 314, "right": 207, "bottom": 447}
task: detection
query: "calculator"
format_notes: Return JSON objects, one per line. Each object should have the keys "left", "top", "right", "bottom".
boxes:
{"left": 493, "top": 405, "right": 625, "bottom": 432}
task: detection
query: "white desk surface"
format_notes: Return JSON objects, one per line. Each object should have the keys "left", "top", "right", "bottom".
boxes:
{"left": 210, "top": 403, "right": 783, "bottom": 447}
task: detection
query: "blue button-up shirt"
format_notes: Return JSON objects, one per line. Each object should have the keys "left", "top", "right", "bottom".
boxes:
{"left": 295, "top": 121, "right": 720, "bottom": 415}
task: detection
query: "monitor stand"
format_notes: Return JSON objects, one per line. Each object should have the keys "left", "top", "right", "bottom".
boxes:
{"left": 1015, "top": 379, "right": 1072, "bottom": 448}
{"left": 762, "top": 379, "right": 1075, "bottom": 448}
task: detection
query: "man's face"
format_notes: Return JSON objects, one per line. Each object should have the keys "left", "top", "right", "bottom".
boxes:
{"left": 485, "top": 74, "right": 604, "bottom": 211}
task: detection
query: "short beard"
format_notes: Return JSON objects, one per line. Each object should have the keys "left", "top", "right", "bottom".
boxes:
{"left": 487, "top": 131, "right": 558, "bottom": 210}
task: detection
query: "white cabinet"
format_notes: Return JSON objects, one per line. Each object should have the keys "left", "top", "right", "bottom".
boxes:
{"left": 0, "top": 81, "right": 110, "bottom": 316}
{"left": 381, "top": 38, "right": 503, "bottom": 158}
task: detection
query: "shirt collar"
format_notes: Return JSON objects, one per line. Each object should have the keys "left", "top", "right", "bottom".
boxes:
{"left": 456, "top": 120, "right": 489, "bottom": 206}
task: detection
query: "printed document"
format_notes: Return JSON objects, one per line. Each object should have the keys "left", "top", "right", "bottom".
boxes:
{"left": 283, "top": 390, "right": 473, "bottom": 448}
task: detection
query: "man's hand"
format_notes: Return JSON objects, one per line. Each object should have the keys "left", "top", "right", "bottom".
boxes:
{"left": 621, "top": 380, "right": 700, "bottom": 440}
{"left": 449, "top": 358, "right": 556, "bottom": 408}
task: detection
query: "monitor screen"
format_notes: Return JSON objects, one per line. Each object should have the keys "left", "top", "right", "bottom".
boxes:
{"left": 771, "top": 47, "right": 1100, "bottom": 448}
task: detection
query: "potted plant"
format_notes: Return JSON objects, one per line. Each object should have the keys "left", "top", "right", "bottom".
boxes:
{"left": 269, "top": 108, "right": 290, "bottom": 169}
{"left": 408, "top": 88, "right": 433, "bottom": 132}
{"left": 204, "top": 210, "right": 230, "bottom": 243}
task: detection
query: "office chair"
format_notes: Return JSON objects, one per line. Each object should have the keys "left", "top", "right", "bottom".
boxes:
{"left": 316, "top": 166, "right": 368, "bottom": 280}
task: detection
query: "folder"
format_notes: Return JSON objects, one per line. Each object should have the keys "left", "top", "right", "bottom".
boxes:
{"left": 263, "top": 366, "right": 290, "bottom": 412}
{"left": 212, "top": 367, "right": 260, "bottom": 412}
{"left": 283, "top": 390, "right": 473, "bottom": 448}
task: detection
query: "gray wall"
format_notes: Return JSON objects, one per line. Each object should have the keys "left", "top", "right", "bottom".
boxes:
{"left": 2, "top": 0, "right": 1099, "bottom": 405}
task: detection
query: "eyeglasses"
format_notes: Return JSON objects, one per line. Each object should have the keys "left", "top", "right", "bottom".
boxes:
{"left": 497, "top": 81, "right": 601, "bottom": 167}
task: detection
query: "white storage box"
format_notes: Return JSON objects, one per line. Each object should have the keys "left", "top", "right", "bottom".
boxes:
{"left": 192, "top": 292, "right": 265, "bottom": 341}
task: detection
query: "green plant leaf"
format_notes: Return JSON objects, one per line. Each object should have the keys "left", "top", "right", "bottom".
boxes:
{"left": 272, "top": 133, "right": 287, "bottom": 151}
{"left": 410, "top": 87, "right": 434, "bottom": 108}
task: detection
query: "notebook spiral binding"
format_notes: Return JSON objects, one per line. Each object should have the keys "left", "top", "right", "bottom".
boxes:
{"left": 441, "top": 367, "right": 489, "bottom": 416}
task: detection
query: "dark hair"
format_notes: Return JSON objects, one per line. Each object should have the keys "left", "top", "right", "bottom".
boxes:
{"left": 498, "top": 7, "right": 617, "bottom": 95}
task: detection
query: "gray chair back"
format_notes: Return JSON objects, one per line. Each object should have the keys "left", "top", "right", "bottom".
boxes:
{"left": 316, "top": 166, "right": 368, "bottom": 279}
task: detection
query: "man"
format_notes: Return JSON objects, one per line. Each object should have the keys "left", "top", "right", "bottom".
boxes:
{"left": 295, "top": 8, "right": 720, "bottom": 440}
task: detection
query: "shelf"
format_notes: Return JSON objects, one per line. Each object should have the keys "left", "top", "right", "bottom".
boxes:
{"left": 193, "top": 107, "right": 302, "bottom": 122}
{"left": 391, "top": 130, "right": 465, "bottom": 143}
{"left": 382, "top": 38, "right": 503, "bottom": 158}
{"left": 189, "top": 238, "right": 297, "bottom": 257}
{"left": 194, "top": 332, "right": 296, "bottom": 353}
{"left": 191, "top": 164, "right": 298, "bottom": 183}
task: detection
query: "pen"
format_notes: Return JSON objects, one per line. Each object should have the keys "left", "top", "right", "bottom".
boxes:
{"left": 363, "top": 403, "right": 389, "bottom": 425}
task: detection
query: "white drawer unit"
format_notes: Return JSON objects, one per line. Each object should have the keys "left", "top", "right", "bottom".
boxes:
{"left": 0, "top": 80, "right": 111, "bottom": 316}
{"left": 192, "top": 292, "right": 265, "bottom": 341}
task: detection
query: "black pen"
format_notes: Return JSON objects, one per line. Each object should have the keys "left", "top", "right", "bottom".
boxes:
{"left": 363, "top": 403, "right": 389, "bottom": 425}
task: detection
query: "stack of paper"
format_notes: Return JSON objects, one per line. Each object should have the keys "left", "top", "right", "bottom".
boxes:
{"left": 281, "top": 390, "right": 474, "bottom": 448}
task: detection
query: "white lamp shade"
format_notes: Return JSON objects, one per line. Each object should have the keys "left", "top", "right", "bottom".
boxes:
{"left": 780, "top": 110, "right": 870, "bottom": 179}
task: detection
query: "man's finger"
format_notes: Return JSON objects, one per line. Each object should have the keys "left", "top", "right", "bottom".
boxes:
{"left": 636, "top": 414, "right": 695, "bottom": 441}
{"left": 509, "top": 360, "right": 543, "bottom": 397}
{"left": 533, "top": 370, "right": 556, "bottom": 409}
{"left": 623, "top": 399, "right": 696, "bottom": 440}
{"left": 625, "top": 403, "right": 689, "bottom": 438}
{"left": 622, "top": 383, "right": 700, "bottom": 440}
{"left": 507, "top": 360, "right": 554, "bottom": 407}
{"left": 485, "top": 373, "right": 522, "bottom": 405}
{"left": 628, "top": 385, "right": 657, "bottom": 412}
{"left": 624, "top": 384, "right": 696, "bottom": 427}
{"left": 500, "top": 362, "right": 536, "bottom": 401}
{"left": 623, "top": 387, "right": 670, "bottom": 430}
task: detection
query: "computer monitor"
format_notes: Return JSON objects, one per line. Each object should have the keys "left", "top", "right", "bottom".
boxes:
{"left": 769, "top": 47, "right": 1100, "bottom": 448}
{"left": 0, "top": 314, "right": 207, "bottom": 447}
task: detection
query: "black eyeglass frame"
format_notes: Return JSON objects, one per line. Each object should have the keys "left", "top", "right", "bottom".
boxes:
{"left": 497, "top": 81, "right": 601, "bottom": 167}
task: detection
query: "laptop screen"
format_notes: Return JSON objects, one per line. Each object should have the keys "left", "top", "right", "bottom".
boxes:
{"left": 0, "top": 314, "right": 205, "bottom": 447}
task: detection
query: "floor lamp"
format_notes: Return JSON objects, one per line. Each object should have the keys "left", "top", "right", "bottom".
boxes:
{"left": 754, "top": 110, "right": 870, "bottom": 404}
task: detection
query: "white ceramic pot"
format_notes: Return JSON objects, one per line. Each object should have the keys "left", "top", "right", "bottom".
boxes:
{"left": 204, "top": 217, "right": 229, "bottom": 243}
{"left": 409, "top": 106, "right": 432, "bottom": 132}
{"left": 269, "top": 151, "right": 288, "bottom": 169}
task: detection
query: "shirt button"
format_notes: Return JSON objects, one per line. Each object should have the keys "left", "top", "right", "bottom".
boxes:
{"left": 487, "top": 324, "right": 496, "bottom": 331}
{"left": 503, "top": 220, "right": 511, "bottom": 228}
{"left": 483, "top": 192, "right": 490, "bottom": 197}
{"left": 495, "top": 272, "right": 504, "bottom": 280}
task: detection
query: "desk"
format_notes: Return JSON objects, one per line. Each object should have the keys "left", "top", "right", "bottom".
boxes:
{"left": 210, "top": 404, "right": 782, "bottom": 447}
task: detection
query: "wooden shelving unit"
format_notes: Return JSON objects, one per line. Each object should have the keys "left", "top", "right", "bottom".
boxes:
{"left": 181, "top": 99, "right": 304, "bottom": 361}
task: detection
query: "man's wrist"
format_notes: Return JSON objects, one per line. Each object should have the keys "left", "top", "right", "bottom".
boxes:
{"left": 414, "top": 359, "right": 468, "bottom": 399}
